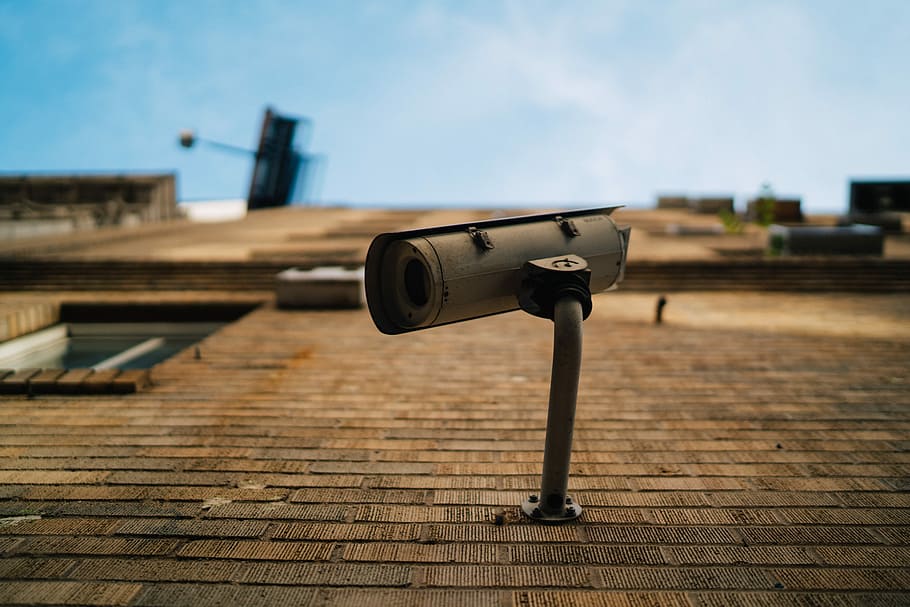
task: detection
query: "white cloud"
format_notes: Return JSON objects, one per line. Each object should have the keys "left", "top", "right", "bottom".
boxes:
{"left": 322, "top": 1, "right": 909, "bottom": 211}
{"left": 2, "top": 1, "right": 907, "bottom": 211}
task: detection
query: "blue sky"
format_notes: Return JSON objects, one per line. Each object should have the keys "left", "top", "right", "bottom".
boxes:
{"left": 0, "top": 0, "right": 907, "bottom": 212}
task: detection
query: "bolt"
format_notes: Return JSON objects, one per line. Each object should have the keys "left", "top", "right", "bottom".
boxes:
{"left": 565, "top": 506, "right": 576, "bottom": 517}
{"left": 565, "top": 497, "right": 573, "bottom": 505}
{"left": 528, "top": 495, "right": 539, "bottom": 503}
{"left": 532, "top": 507, "right": 541, "bottom": 517}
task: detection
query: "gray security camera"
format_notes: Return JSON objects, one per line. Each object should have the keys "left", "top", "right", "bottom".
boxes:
{"left": 364, "top": 206, "right": 630, "bottom": 524}
{"left": 364, "top": 206, "right": 630, "bottom": 334}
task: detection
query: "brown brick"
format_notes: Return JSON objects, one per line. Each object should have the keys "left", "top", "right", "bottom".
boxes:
{"left": 512, "top": 591, "right": 691, "bottom": 607}
{"left": 21, "top": 486, "right": 147, "bottom": 500}
{"left": 0, "top": 470, "right": 110, "bottom": 485}
{"left": 739, "top": 526, "right": 883, "bottom": 546}
{"left": 81, "top": 369, "right": 124, "bottom": 393}
{"left": 115, "top": 518, "right": 268, "bottom": 538}
{"left": 586, "top": 526, "right": 738, "bottom": 545}
{"left": 0, "top": 368, "right": 40, "bottom": 394}
{"left": 4, "top": 456, "right": 176, "bottom": 472}
{"left": 689, "top": 592, "right": 883, "bottom": 607}
{"left": 323, "top": 589, "right": 504, "bottom": 607}
{"left": 649, "top": 508, "right": 781, "bottom": 526}
{"left": 435, "top": 462, "right": 539, "bottom": 475}
{"left": 877, "top": 527, "right": 910, "bottom": 545}
{"left": 705, "top": 491, "right": 842, "bottom": 508}
{"left": 135, "top": 447, "right": 253, "bottom": 458}
{"left": 597, "top": 567, "right": 770, "bottom": 590}
{"left": 105, "top": 471, "right": 239, "bottom": 486}
{"left": 187, "top": 459, "right": 315, "bottom": 474}
{"left": 580, "top": 491, "right": 708, "bottom": 507}
{"left": 272, "top": 522, "right": 420, "bottom": 542}
{"left": 67, "top": 558, "right": 241, "bottom": 583}
{"left": 289, "top": 488, "right": 427, "bottom": 504}
{"left": 203, "top": 502, "right": 346, "bottom": 521}
{"left": 133, "top": 584, "right": 319, "bottom": 607}
{"left": 633, "top": 477, "right": 749, "bottom": 491}
{"left": 177, "top": 539, "right": 333, "bottom": 561}
{"left": 753, "top": 477, "right": 892, "bottom": 491}
{"left": 25, "top": 369, "right": 66, "bottom": 393}
{"left": 309, "top": 461, "right": 434, "bottom": 475}
{"left": 766, "top": 567, "right": 907, "bottom": 590}
{"left": 670, "top": 546, "right": 816, "bottom": 566}
{"left": 142, "top": 486, "right": 288, "bottom": 502}
{"left": 0, "top": 518, "right": 119, "bottom": 536}
{"left": 110, "top": 369, "right": 151, "bottom": 393}
{"left": 814, "top": 546, "right": 910, "bottom": 567}
{"left": 836, "top": 492, "right": 910, "bottom": 508}
{"left": 377, "top": 450, "right": 497, "bottom": 463}
{"left": 579, "top": 508, "right": 649, "bottom": 524}
{"left": 433, "top": 490, "right": 527, "bottom": 506}
{"left": 373, "top": 475, "right": 498, "bottom": 489}
{"left": 51, "top": 368, "right": 96, "bottom": 394}
{"left": 0, "top": 581, "right": 141, "bottom": 606}
{"left": 428, "top": 523, "right": 578, "bottom": 544}
{"left": 778, "top": 508, "right": 909, "bottom": 526}
{"left": 353, "top": 505, "right": 492, "bottom": 523}
{"left": 0, "top": 557, "right": 78, "bottom": 579}
{"left": 537, "top": 477, "right": 630, "bottom": 490}
{"left": 422, "top": 565, "right": 590, "bottom": 588}
{"left": 511, "top": 545, "right": 667, "bottom": 565}
{"left": 344, "top": 542, "right": 498, "bottom": 563}
{"left": 12, "top": 536, "right": 179, "bottom": 557}
{"left": 236, "top": 562, "right": 413, "bottom": 586}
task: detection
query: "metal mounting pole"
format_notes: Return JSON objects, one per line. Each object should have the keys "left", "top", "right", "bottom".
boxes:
{"left": 522, "top": 294, "right": 584, "bottom": 522}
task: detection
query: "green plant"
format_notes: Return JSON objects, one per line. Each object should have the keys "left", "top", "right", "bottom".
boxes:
{"left": 718, "top": 208, "right": 744, "bottom": 234}
{"left": 755, "top": 182, "right": 776, "bottom": 226}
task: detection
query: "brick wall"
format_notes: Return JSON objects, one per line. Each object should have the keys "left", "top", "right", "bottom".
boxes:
{"left": 0, "top": 293, "right": 908, "bottom": 605}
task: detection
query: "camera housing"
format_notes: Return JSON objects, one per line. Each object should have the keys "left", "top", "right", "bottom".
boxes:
{"left": 365, "top": 207, "right": 630, "bottom": 334}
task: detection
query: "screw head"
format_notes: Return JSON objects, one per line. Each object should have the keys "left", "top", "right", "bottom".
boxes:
{"left": 565, "top": 506, "right": 576, "bottom": 516}
{"left": 528, "top": 495, "right": 539, "bottom": 503}
{"left": 565, "top": 497, "right": 573, "bottom": 505}
{"left": 532, "top": 507, "right": 542, "bottom": 517}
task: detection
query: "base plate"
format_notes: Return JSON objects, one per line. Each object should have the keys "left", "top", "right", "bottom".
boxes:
{"left": 521, "top": 495, "right": 582, "bottom": 524}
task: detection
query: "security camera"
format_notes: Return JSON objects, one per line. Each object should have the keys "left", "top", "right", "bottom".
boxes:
{"left": 364, "top": 207, "right": 630, "bottom": 334}
{"left": 365, "top": 206, "right": 631, "bottom": 523}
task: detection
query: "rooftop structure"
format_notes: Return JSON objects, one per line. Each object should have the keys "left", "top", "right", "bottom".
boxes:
{"left": 0, "top": 206, "right": 908, "bottom": 605}
{"left": 0, "top": 174, "right": 179, "bottom": 242}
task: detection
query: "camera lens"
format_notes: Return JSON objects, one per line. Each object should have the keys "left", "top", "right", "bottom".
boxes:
{"left": 404, "top": 258, "right": 429, "bottom": 307}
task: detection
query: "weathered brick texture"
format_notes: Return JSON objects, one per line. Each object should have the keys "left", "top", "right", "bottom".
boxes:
{"left": 1, "top": 290, "right": 909, "bottom": 603}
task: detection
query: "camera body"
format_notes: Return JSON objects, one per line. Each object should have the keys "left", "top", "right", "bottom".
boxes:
{"left": 365, "top": 207, "right": 630, "bottom": 334}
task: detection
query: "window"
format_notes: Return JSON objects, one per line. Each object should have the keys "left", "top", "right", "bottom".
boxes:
{"left": 0, "top": 302, "right": 257, "bottom": 394}
{"left": 0, "top": 321, "right": 224, "bottom": 371}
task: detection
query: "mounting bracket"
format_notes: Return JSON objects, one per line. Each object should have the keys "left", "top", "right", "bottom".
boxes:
{"left": 518, "top": 255, "right": 591, "bottom": 523}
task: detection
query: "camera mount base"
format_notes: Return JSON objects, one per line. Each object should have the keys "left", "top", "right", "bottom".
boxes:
{"left": 521, "top": 493, "right": 583, "bottom": 523}
{"left": 518, "top": 255, "right": 591, "bottom": 524}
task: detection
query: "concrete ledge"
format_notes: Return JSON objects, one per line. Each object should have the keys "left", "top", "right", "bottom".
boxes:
{"left": 275, "top": 266, "right": 365, "bottom": 309}
{"left": 769, "top": 224, "right": 884, "bottom": 256}
{"left": 0, "top": 367, "right": 150, "bottom": 395}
